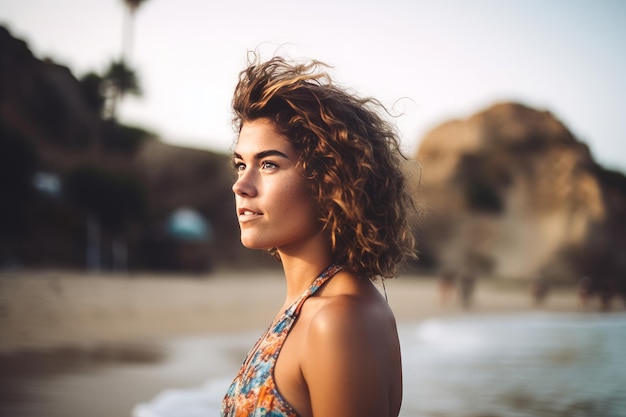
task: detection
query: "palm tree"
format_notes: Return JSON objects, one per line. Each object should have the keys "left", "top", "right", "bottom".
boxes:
{"left": 102, "top": 60, "right": 141, "bottom": 120}
{"left": 121, "top": 0, "right": 149, "bottom": 64}
{"left": 110, "top": 0, "right": 147, "bottom": 122}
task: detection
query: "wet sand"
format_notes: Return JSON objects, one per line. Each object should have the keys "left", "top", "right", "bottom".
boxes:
{"left": 0, "top": 269, "right": 593, "bottom": 417}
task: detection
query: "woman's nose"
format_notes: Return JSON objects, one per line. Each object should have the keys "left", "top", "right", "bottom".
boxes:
{"left": 232, "top": 170, "right": 257, "bottom": 197}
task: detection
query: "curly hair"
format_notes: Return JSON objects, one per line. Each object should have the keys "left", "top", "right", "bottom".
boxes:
{"left": 232, "top": 53, "right": 416, "bottom": 280}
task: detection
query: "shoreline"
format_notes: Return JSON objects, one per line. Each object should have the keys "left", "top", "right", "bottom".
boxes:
{"left": 0, "top": 268, "right": 601, "bottom": 355}
{"left": 0, "top": 269, "right": 622, "bottom": 417}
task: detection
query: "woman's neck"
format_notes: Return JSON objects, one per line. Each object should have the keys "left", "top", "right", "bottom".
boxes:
{"left": 277, "top": 236, "right": 333, "bottom": 304}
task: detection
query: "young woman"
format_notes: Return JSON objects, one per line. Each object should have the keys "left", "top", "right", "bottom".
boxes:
{"left": 221, "top": 54, "right": 416, "bottom": 417}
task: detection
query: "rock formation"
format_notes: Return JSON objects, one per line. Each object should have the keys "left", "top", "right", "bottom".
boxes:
{"left": 415, "top": 102, "right": 626, "bottom": 286}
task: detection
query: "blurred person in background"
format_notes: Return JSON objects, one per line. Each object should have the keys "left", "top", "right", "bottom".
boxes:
{"left": 438, "top": 269, "right": 457, "bottom": 307}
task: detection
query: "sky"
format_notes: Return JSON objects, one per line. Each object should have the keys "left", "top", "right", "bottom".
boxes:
{"left": 1, "top": 0, "right": 625, "bottom": 171}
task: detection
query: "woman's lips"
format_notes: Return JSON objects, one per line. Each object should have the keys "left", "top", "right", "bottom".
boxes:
{"left": 238, "top": 208, "right": 262, "bottom": 222}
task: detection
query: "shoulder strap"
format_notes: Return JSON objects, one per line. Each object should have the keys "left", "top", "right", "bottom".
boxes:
{"left": 288, "top": 263, "right": 343, "bottom": 317}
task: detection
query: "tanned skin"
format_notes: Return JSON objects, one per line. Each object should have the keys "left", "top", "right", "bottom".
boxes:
{"left": 233, "top": 119, "right": 402, "bottom": 417}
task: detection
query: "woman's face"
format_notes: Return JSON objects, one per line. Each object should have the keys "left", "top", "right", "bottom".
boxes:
{"left": 232, "top": 118, "right": 323, "bottom": 253}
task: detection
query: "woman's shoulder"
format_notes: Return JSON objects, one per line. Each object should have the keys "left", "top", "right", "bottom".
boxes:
{"left": 304, "top": 271, "right": 398, "bottom": 342}
{"left": 297, "top": 272, "right": 402, "bottom": 416}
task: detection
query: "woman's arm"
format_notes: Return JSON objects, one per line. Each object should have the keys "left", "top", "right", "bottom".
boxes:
{"left": 301, "top": 296, "right": 402, "bottom": 417}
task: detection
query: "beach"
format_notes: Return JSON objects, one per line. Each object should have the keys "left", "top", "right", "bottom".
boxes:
{"left": 0, "top": 269, "right": 608, "bottom": 417}
{"left": 0, "top": 268, "right": 587, "bottom": 353}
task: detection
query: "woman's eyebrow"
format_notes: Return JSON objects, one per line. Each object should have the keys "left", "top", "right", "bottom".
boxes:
{"left": 233, "top": 150, "right": 291, "bottom": 161}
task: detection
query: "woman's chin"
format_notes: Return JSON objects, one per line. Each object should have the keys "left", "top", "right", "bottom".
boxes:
{"left": 240, "top": 238, "right": 272, "bottom": 251}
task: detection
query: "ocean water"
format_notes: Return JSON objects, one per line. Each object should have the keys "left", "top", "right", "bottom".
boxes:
{"left": 133, "top": 312, "right": 626, "bottom": 417}
{"left": 401, "top": 312, "right": 626, "bottom": 417}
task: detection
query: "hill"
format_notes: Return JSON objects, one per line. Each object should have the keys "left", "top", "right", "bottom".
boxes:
{"left": 0, "top": 25, "right": 270, "bottom": 272}
{"left": 414, "top": 102, "right": 626, "bottom": 296}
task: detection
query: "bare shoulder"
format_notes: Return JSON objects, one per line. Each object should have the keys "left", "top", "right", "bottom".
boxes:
{"left": 305, "top": 273, "right": 399, "bottom": 355}
{"left": 298, "top": 272, "right": 402, "bottom": 417}
{"left": 313, "top": 280, "right": 394, "bottom": 331}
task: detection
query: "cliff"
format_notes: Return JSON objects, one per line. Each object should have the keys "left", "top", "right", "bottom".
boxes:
{"left": 0, "top": 25, "right": 265, "bottom": 272}
{"left": 415, "top": 102, "right": 626, "bottom": 286}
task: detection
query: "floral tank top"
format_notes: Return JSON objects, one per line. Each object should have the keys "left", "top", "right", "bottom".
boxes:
{"left": 221, "top": 263, "right": 344, "bottom": 417}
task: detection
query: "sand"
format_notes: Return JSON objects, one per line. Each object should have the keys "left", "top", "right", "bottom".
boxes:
{"left": 0, "top": 268, "right": 587, "bottom": 354}
{"left": 0, "top": 268, "right": 613, "bottom": 417}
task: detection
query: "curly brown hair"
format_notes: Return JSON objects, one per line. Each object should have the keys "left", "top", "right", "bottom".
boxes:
{"left": 232, "top": 53, "right": 416, "bottom": 280}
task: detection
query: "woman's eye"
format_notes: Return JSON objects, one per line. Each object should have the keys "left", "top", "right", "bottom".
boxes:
{"left": 261, "top": 161, "right": 277, "bottom": 170}
{"left": 233, "top": 162, "right": 245, "bottom": 172}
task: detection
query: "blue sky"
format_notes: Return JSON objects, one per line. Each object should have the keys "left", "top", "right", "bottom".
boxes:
{"left": 1, "top": 0, "right": 625, "bottom": 171}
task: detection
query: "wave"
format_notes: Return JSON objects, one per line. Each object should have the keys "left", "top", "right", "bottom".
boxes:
{"left": 134, "top": 312, "right": 626, "bottom": 417}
